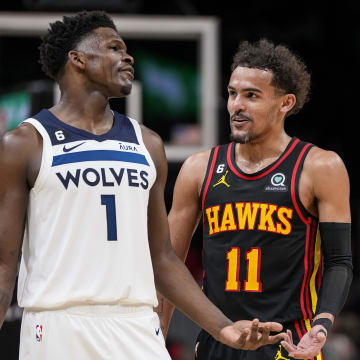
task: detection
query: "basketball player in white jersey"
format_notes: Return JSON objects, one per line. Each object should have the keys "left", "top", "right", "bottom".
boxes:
{"left": 0, "top": 11, "right": 286, "bottom": 359}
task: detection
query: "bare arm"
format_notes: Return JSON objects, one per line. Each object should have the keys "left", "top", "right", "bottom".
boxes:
{"left": 311, "top": 149, "right": 350, "bottom": 222}
{"left": 0, "top": 124, "right": 40, "bottom": 328}
{"left": 159, "top": 150, "right": 209, "bottom": 338}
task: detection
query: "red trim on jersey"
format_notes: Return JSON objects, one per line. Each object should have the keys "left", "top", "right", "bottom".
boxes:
{"left": 202, "top": 146, "right": 220, "bottom": 213}
{"left": 226, "top": 139, "right": 300, "bottom": 180}
{"left": 300, "top": 319, "right": 307, "bottom": 335}
{"left": 290, "top": 142, "right": 314, "bottom": 319}
{"left": 290, "top": 143, "right": 312, "bottom": 225}
{"left": 201, "top": 146, "right": 220, "bottom": 272}
{"left": 294, "top": 320, "right": 303, "bottom": 339}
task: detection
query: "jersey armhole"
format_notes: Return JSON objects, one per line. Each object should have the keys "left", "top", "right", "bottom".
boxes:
{"left": 291, "top": 143, "right": 318, "bottom": 223}
{"left": 199, "top": 146, "right": 220, "bottom": 212}
{"left": 22, "top": 118, "right": 53, "bottom": 193}
{"left": 128, "top": 117, "right": 157, "bottom": 182}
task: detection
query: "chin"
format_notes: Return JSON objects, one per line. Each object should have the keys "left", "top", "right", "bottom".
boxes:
{"left": 122, "top": 87, "right": 132, "bottom": 96}
{"left": 230, "top": 131, "right": 254, "bottom": 144}
{"left": 121, "top": 82, "right": 132, "bottom": 96}
{"left": 111, "top": 83, "right": 132, "bottom": 98}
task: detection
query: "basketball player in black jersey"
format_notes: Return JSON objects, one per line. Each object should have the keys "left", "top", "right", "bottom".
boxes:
{"left": 158, "top": 39, "right": 353, "bottom": 359}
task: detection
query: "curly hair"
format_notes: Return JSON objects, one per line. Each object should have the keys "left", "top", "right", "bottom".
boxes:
{"left": 231, "top": 39, "right": 311, "bottom": 116}
{"left": 39, "top": 11, "right": 117, "bottom": 81}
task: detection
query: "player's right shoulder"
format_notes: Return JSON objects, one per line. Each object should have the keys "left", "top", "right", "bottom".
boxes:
{"left": 0, "top": 122, "right": 42, "bottom": 167}
{"left": 178, "top": 149, "right": 212, "bottom": 195}
{"left": 182, "top": 149, "right": 211, "bottom": 172}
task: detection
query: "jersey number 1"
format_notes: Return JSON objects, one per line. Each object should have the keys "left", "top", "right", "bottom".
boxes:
{"left": 101, "top": 195, "right": 117, "bottom": 241}
{"left": 225, "top": 247, "right": 262, "bottom": 292}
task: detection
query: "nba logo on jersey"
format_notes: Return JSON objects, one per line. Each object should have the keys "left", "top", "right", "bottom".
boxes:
{"left": 35, "top": 325, "right": 43, "bottom": 342}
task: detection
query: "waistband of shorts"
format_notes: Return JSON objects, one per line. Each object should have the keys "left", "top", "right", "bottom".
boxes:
{"left": 24, "top": 303, "right": 154, "bottom": 316}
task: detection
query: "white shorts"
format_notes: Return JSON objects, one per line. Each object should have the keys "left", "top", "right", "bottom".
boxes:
{"left": 19, "top": 304, "right": 171, "bottom": 360}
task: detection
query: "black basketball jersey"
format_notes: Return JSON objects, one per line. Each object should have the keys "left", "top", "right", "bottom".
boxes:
{"left": 200, "top": 137, "right": 323, "bottom": 324}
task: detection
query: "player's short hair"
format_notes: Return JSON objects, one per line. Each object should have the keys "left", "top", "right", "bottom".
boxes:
{"left": 39, "top": 10, "right": 117, "bottom": 81}
{"left": 231, "top": 39, "right": 311, "bottom": 116}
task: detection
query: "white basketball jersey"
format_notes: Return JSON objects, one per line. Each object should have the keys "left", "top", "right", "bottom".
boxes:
{"left": 18, "top": 109, "right": 158, "bottom": 309}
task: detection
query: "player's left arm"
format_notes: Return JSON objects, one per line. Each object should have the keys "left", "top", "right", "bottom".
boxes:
{"left": 282, "top": 147, "right": 352, "bottom": 358}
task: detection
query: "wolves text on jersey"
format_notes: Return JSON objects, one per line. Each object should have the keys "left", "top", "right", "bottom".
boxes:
{"left": 56, "top": 167, "right": 149, "bottom": 190}
{"left": 205, "top": 202, "right": 293, "bottom": 235}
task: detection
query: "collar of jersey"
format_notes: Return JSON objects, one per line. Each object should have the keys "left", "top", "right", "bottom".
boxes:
{"left": 44, "top": 109, "right": 120, "bottom": 142}
{"left": 227, "top": 137, "right": 299, "bottom": 180}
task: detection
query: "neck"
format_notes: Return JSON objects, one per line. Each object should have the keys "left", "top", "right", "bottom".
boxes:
{"left": 234, "top": 132, "right": 291, "bottom": 173}
{"left": 50, "top": 87, "right": 115, "bottom": 135}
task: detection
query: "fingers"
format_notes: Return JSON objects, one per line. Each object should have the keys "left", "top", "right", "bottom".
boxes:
{"left": 316, "top": 331, "right": 327, "bottom": 342}
{"left": 280, "top": 330, "right": 296, "bottom": 352}
{"left": 249, "top": 319, "right": 260, "bottom": 342}
{"left": 281, "top": 340, "right": 297, "bottom": 355}
{"left": 287, "top": 329, "right": 294, "bottom": 345}
{"left": 259, "top": 325, "right": 271, "bottom": 344}
{"left": 288, "top": 349, "right": 321, "bottom": 359}
{"left": 266, "top": 332, "right": 287, "bottom": 345}
{"left": 260, "top": 321, "right": 283, "bottom": 332}
{"left": 237, "top": 328, "right": 249, "bottom": 348}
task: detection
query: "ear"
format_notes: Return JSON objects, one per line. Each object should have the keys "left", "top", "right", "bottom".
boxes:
{"left": 68, "top": 50, "right": 86, "bottom": 70}
{"left": 280, "top": 94, "right": 296, "bottom": 116}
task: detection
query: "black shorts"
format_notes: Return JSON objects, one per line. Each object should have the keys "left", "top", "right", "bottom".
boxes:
{"left": 194, "top": 320, "right": 325, "bottom": 360}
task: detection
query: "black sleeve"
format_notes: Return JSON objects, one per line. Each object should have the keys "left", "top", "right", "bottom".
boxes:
{"left": 315, "top": 222, "right": 353, "bottom": 317}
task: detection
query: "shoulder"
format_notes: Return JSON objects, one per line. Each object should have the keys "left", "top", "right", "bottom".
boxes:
{"left": 0, "top": 123, "right": 41, "bottom": 164}
{"left": 304, "top": 145, "right": 348, "bottom": 177}
{"left": 175, "top": 149, "right": 212, "bottom": 195}
{"left": 304, "top": 145, "right": 349, "bottom": 197}
{"left": 140, "top": 124, "right": 164, "bottom": 149}
{"left": 181, "top": 149, "right": 212, "bottom": 174}
{"left": 139, "top": 124, "right": 166, "bottom": 168}
{"left": 0, "top": 122, "right": 42, "bottom": 187}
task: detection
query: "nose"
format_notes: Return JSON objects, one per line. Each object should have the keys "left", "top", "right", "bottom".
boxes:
{"left": 124, "top": 52, "right": 134, "bottom": 65}
{"left": 229, "top": 94, "right": 246, "bottom": 112}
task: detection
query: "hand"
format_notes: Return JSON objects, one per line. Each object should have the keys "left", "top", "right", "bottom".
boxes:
{"left": 218, "top": 318, "right": 286, "bottom": 350}
{"left": 281, "top": 326, "right": 327, "bottom": 359}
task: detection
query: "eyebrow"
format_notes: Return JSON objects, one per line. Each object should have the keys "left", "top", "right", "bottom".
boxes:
{"left": 106, "top": 38, "right": 126, "bottom": 48}
{"left": 227, "top": 85, "right": 263, "bottom": 93}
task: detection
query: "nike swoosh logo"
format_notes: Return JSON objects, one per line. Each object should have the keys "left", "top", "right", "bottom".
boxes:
{"left": 155, "top": 328, "right": 160, "bottom": 336}
{"left": 63, "top": 142, "right": 86, "bottom": 153}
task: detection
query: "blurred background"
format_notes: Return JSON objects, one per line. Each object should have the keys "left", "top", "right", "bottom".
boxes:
{"left": 0, "top": 1, "right": 359, "bottom": 359}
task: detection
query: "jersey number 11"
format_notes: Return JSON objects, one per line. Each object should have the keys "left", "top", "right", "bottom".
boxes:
{"left": 225, "top": 247, "right": 262, "bottom": 292}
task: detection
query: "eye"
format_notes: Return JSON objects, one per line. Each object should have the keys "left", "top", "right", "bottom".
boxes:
{"left": 109, "top": 46, "right": 118, "bottom": 51}
{"left": 228, "top": 89, "right": 237, "bottom": 97}
{"left": 247, "top": 92, "right": 258, "bottom": 98}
